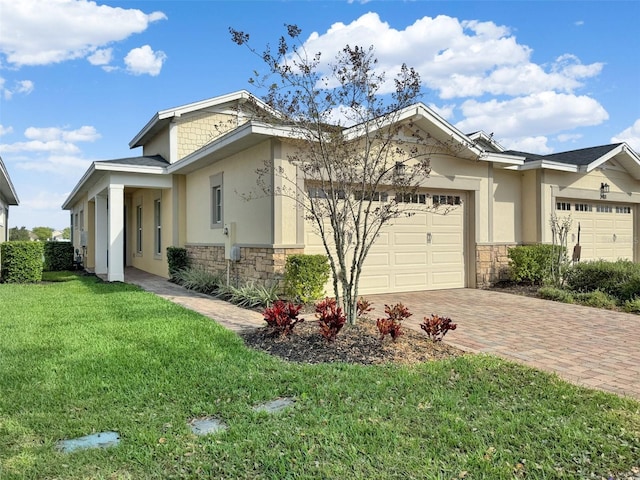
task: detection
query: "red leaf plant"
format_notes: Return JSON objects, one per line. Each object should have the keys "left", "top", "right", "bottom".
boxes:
{"left": 315, "top": 298, "right": 346, "bottom": 342}
{"left": 356, "top": 297, "right": 374, "bottom": 318}
{"left": 376, "top": 303, "right": 412, "bottom": 342}
{"left": 262, "top": 300, "right": 304, "bottom": 336}
{"left": 420, "top": 314, "right": 457, "bottom": 342}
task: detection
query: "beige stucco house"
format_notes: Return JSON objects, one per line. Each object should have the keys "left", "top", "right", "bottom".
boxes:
{"left": 0, "top": 155, "right": 19, "bottom": 244}
{"left": 62, "top": 91, "right": 640, "bottom": 293}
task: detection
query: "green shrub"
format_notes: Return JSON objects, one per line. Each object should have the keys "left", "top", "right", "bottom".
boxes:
{"left": 623, "top": 298, "right": 640, "bottom": 314}
{"left": 508, "top": 244, "right": 564, "bottom": 284}
{"left": 537, "top": 286, "right": 574, "bottom": 303}
{"left": 43, "top": 242, "right": 74, "bottom": 271}
{"left": 217, "top": 281, "right": 279, "bottom": 309}
{"left": 1, "top": 241, "right": 44, "bottom": 283}
{"left": 166, "top": 246, "right": 190, "bottom": 280}
{"left": 565, "top": 260, "right": 640, "bottom": 302}
{"left": 284, "top": 254, "right": 330, "bottom": 303}
{"left": 573, "top": 290, "right": 617, "bottom": 309}
{"left": 173, "top": 267, "right": 221, "bottom": 294}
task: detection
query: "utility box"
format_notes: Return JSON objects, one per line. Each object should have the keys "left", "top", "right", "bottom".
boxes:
{"left": 230, "top": 245, "right": 241, "bottom": 262}
{"left": 224, "top": 222, "right": 237, "bottom": 260}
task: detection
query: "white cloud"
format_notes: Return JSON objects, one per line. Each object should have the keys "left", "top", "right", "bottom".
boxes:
{"left": 20, "top": 189, "right": 75, "bottom": 210}
{"left": 1, "top": 77, "right": 35, "bottom": 99}
{"left": 612, "top": 119, "right": 640, "bottom": 152}
{"left": 500, "top": 136, "right": 554, "bottom": 155}
{"left": 0, "top": 124, "right": 13, "bottom": 136}
{"left": 428, "top": 103, "right": 455, "bottom": 121}
{"left": 455, "top": 91, "right": 608, "bottom": 139}
{"left": 0, "top": 0, "right": 167, "bottom": 67}
{"left": 24, "top": 125, "right": 100, "bottom": 143}
{"left": 17, "top": 154, "right": 91, "bottom": 173}
{"left": 0, "top": 125, "right": 100, "bottom": 158}
{"left": 299, "top": 13, "right": 603, "bottom": 98}
{"left": 87, "top": 48, "right": 113, "bottom": 66}
{"left": 124, "top": 45, "right": 167, "bottom": 76}
{"left": 556, "top": 133, "right": 583, "bottom": 143}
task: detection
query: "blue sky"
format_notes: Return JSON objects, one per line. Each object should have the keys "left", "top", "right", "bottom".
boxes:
{"left": 1, "top": 0, "right": 638, "bottom": 230}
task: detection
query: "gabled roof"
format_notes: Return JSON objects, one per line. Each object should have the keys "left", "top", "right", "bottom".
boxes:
{"left": 129, "top": 90, "right": 276, "bottom": 149}
{"left": 62, "top": 155, "right": 169, "bottom": 210}
{"left": 501, "top": 143, "right": 640, "bottom": 180}
{"left": 0, "top": 155, "right": 19, "bottom": 205}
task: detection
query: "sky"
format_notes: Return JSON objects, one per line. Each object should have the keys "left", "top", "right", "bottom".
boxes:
{"left": 0, "top": 0, "right": 639, "bottom": 230}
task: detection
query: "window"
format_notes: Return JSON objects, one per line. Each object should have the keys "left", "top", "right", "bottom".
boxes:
{"left": 575, "top": 203, "right": 592, "bottom": 212}
{"left": 556, "top": 202, "right": 571, "bottom": 211}
{"left": 616, "top": 206, "right": 631, "bottom": 214}
{"left": 210, "top": 173, "right": 223, "bottom": 228}
{"left": 396, "top": 193, "right": 427, "bottom": 204}
{"left": 354, "top": 190, "right": 388, "bottom": 202}
{"left": 433, "top": 195, "right": 461, "bottom": 206}
{"left": 79, "top": 210, "right": 84, "bottom": 231}
{"left": 154, "top": 199, "right": 161, "bottom": 256}
{"left": 307, "top": 187, "right": 345, "bottom": 200}
{"left": 136, "top": 205, "right": 143, "bottom": 254}
{"left": 74, "top": 213, "right": 79, "bottom": 229}
{"left": 0, "top": 207, "right": 4, "bottom": 227}
{"left": 596, "top": 205, "right": 612, "bottom": 213}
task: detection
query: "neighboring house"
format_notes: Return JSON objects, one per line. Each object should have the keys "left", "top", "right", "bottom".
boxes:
{"left": 62, "top": 90, "right": 640, "bottom": 293}
{"left": 0, "top": 155, "right": 20, "bottom": 244}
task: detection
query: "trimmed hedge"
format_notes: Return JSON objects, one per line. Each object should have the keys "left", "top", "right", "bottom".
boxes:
{"left": 167, "top": 246, "right": 190, "bottom": 280}
{"left": 565, "top": 260, "right": 640, "bottom": 302}
{"left": 284, "top": 254, "right": 330, "bottom": 303}
{"left": 507, "top": 244, "right": 565, "bottom": 284}
{"left": 44, "top": 242, "right": 74, "bottom": 271}
{"left": 1, "top": 241, "right": 44, "bottom": 283}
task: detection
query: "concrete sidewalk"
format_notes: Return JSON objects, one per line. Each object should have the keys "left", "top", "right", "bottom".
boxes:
{"left": 122, "top": 268, "right": 640, "bottom": 400}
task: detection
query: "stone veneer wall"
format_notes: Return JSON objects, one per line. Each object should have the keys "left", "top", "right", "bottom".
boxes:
{"left": 475, "top": 243, "right": 516, "bottom": 287}
{"left": 185, "top": 245, "right": 304, "bottom": 286}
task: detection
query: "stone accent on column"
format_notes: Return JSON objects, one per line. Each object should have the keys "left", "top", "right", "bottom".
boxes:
{"left": 475, "top": 243, "right": 515, "bottom": 287}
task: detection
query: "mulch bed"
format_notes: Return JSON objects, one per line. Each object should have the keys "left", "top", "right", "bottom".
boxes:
{"left": 240, "top": 317, "right": 464, "bottom": 366}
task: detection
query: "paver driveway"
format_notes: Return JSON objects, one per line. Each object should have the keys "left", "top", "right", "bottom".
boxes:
{"left": 368, "top": 289, "right": 640, "bottom": 399}
{"left": 124, "top": 268, "right": 640, "bottom": 400}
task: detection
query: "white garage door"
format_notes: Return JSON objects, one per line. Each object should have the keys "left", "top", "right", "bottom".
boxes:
{"left": 305, "top": 192, "right": 466, "bottom": 295}
{"left": 558, "top": 199, "right": 634, "bottom": 261}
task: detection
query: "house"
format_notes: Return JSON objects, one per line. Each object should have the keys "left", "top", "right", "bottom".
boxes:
{"left": 62, "top": 91, "right": 640, "bottom": 293}
{"left": 0, "top": 155, "right": 19, "bottom": 243}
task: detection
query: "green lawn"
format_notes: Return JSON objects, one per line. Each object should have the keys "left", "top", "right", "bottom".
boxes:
{"left": 1, "top": 274, "right": 638, "bottom": 479}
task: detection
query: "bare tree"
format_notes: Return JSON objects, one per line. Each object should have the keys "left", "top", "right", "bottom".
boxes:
{"left": 231, "top": 25, "right": 469, "bottom": 324}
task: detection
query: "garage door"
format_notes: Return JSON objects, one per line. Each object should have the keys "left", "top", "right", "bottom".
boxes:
{"left": 305, "top": 192, "right": 466, "bottom": 295}
{"left": 557, "top": 199, "right": 634, "bottom": 261}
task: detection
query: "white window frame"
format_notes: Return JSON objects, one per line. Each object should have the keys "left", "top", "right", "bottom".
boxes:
{"left": 154, "top": 199, "right": 162, "bottom": 257}
{"left": 210, "top": 173, "right": 224, "bottom": 229}
{"left": 136, "top": 204, "right": 143, "bottom": 254}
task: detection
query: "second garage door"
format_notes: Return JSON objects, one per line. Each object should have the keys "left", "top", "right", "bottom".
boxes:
{"left": 305, "top": 192, "right": 466, "bottom": 295}
{"left": 557, "top": 199, "right": 634, "bottom": 261}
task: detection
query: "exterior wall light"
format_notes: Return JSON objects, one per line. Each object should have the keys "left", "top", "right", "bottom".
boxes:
{"left": 600, "top": 182, "right": 610, "bottom": 199}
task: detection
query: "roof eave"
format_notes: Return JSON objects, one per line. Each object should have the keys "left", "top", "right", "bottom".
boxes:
{"left": 0, "top": 156, "right": 19, "bottom": 205}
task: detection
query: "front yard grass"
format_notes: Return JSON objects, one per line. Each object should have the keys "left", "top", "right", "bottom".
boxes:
{"left": 1, "top": 274, "right": 638, "bottom": 479}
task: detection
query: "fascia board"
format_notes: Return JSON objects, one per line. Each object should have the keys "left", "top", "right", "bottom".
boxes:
{"left": 0, "top": 157, "right": 19, "bottom": 205}
{"left": 343, "top": 103, "right": 483, "bottom": 157}
{"left": 93, "top": 162, "right": 167, "bottom": 175}
{"left": 517, "top": 160, "right": 578, "bottom": 173}
{"left": 585, "top": 143, "right": 640, "bottom": 179}
{"left": 62, "top": 163, "right": 96, "bottom": 210}
{"left": 481, "top": 152, "right": 525, "bottom": 166}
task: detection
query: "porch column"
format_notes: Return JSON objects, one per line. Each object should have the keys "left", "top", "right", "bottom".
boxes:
{"left": 94, "top": 194, "right": 108, "bottom": 275}
{"left": 107, "top": 184, "right": 125, "bottom": 282}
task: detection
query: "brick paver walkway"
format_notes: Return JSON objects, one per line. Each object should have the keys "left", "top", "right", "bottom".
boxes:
{"left": 123, "top": 268, "right": 640, "bottom": 400}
